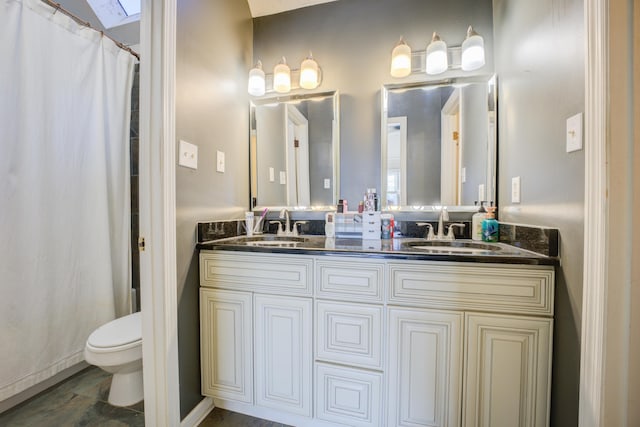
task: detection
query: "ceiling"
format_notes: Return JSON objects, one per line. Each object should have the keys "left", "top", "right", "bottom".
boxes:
{"left": 246, "top": 0, "right": 340, "bottom": 17}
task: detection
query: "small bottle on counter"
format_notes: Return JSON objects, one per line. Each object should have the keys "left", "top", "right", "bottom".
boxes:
{"left": 481, "top": 206, "right": 499, "bottom": 242}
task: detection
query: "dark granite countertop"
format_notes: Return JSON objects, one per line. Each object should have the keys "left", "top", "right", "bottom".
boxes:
{"left": 197, "top": 235, "right": 559, "bottom": 266}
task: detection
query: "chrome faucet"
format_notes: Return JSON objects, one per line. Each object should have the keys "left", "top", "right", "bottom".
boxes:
{"left": 279, "top": 208, "right": 292, "bottom": 236}
{"left": 436, "top": 207, "right": 449, "bottom": 239}
{"left": 416, "top": 222, "right": 436, "bottom": 240}
{"left": 445, "top": 223, "right": 466, "bottom": 240}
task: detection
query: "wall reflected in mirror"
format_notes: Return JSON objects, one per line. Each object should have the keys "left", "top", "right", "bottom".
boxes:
{"left": 381, "top": 75, "right": 496, "bottom": 211}
{"left": 250, "top": 91, "right": 339, "bottom": 210}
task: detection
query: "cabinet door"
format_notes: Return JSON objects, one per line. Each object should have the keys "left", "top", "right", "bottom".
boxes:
{"left": 200, "top": 288, "right": 253, "bottom": 403}
{"left": 388, "top": 307, "right": 463, "bottom": 427}
{"left": 254, "top": 295, "right": 312, "bottom": 417}
{"left": 463, "top": 314, "right": 552, "bottom": 427}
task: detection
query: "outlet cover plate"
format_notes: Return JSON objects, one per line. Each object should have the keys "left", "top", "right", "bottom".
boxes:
{"left": 512, "top": 176, "right": 521, "bottom": 203}
{"left": 216, "top": 150, "right": 225, "bottom": 173}
{"left": 178, "top": 140, "right": 198, "bottom": 169}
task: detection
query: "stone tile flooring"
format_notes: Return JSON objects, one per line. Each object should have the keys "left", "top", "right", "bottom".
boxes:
{"left": 0, "top": 367, "right": 290, "bottom": 426}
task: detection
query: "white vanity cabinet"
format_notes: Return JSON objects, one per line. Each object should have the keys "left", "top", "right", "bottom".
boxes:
{"left": 314, "top": 257, "right": 385, "bottom": 427}
{"left": 387, "top": 260, "right": 554, "bottom": 427}
{"left": 199, "top": 249, "right": 555, "bottom": 427}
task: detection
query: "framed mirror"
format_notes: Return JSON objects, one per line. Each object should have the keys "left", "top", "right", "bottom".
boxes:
{"left": 250, "top": 91, "right": 339, "bottom": 210}
{"left": 381, "top": 75, "right": 497, "bottom": 211}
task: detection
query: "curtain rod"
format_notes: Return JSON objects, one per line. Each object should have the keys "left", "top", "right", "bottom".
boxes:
{"left": 41, "top": 0, "right": 140, "bottom": 61}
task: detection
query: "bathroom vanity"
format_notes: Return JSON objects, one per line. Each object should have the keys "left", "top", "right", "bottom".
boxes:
{"left": 198, "top": 236, "right": 556, "bottom": 427}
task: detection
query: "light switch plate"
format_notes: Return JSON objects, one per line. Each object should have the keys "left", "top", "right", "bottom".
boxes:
{"left": 279, "top": 171, "right": 286, "bottom": 185}
{"left": 178, "top": 140, "right": 198, "bottom": 169}
{"left": 512, "top": 176, "right": 521, "bottom": 203}
{"left": 566, "top": 112, "right": 583, "bottom": 152}
{"left": 216, "top": 150, "right": 225, "bottom": 173}
{"left": 269, "top": 167, "right": 275, "bottom": 182}
{"left": 324, "top": 178, "right": 331, "bottom": 189}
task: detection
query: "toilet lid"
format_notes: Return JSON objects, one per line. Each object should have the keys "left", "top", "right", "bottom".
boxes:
{"left": 88, "top": 312, "right": 142, "bottom": 348}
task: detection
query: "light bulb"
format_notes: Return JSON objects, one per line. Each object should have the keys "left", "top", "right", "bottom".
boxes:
{"left": 390, "top": 37, "right": 412, "bottom": 78}
{"left": 426, "top": 32, "right": 448, "bottom": 75}
{"left": 247, "top": 60, "right": 265, "bottom": 96}
{"left": 461, "top": 26, "right": 485, "bottom": 71}
{"left": 299, "top": 53, "right": 319, "bottom": 90}
{"left": 273, "top": 57, "right": 291, "bottom": 93}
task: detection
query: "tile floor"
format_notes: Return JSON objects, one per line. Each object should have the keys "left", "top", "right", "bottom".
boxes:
{"left": 0, "top": 367, "right": 288, "bottom": 426}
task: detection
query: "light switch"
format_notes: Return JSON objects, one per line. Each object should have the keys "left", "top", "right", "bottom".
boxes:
{"left": 178, "top": 140, "right": 198, "bottom": 169}
{"left": 566, "top": 113, "right": 583, "bottom": 152}
{"left": 279, "top": 171, "right": 286, "bottom": 185}
{"left": 216, "top": 150, "right": 225, "bottom": 173}
{"left": 269, "top": 167, "right": 275, "bottom": 182}
{"left": 512, "top": 176, "right": 521, "bottom": 203}
{"left": 324, "top": 178, "right": 331, "bottom": 189}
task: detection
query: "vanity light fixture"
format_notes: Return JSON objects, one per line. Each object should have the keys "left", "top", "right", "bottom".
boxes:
{"left": 461, "top": 26, "right": 485, "bottom": 71}
{"left": 390, "top": 26, "right": 485, "bottom": 77}
{"left": 247, "top": 60, "right": 266, "bottom": 97}
{"left": 390, "top": 37, "right": 412, "bottom": 78}
{"left": 299, "top": 52, "right": 320, "bottom": 90}
{"left": 273, "top": 57, "right": 291, "bottom": 93}
{"left": 248, "top": 54, "right": 323, "bottom": 96}
{"left": 425, "top": 32, "right": 448, "bottom": 75}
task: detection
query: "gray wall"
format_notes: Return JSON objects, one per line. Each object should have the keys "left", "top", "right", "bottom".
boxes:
{"left": 253, "top": 0, "right": 495, "bottom": 207}
{"left": 175, "top": 0, "right": 252, "bottom": 419}
{"left": 492, "top": 1, "right": 585, "bottom": 426}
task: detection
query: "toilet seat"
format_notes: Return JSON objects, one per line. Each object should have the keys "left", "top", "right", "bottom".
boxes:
{"left": 87, "top": 312, "right": 141, "bottom": 352}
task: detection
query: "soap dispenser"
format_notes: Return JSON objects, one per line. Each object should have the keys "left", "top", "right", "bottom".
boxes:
{"left": 471, "top": 201, "right": 487, "bottom": 241}
{"left": 481, "top": 206, "right": 499, "bottom": 242}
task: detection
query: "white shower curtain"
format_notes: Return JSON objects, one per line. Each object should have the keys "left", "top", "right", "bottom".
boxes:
{"left": 0, "top": 0, "right": 134, "bottom": 401}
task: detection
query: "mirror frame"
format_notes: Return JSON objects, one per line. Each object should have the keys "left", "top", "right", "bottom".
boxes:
{"left": 380, "top": 74, "right": 497, "bottom": 212}
{"left": 249, "top": 90, "right": 340, "bottom": 211}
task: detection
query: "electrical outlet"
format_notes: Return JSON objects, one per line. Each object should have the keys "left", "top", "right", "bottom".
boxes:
{"left": 269, "top": 167, "right": 275, "bottom": 182}
{"left": 512, "top": 176, "right": 521, "bottom": 203}
{"left": 216, "top": 151, "right": 225, "bottom": 173}
{"left": 178, "top": 140, "right": 198, "bottom": 169}
{"left": 279, "top": 171, "right": 286, "bottom": 185}
{"left": 324, "top": 178, "right": 331, "bottom": 189}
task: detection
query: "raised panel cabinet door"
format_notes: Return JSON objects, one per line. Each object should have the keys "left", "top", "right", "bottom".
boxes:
{"left": 316, "top": 300, "right": 384, "bottom": 369}
{"left": 315, "top": 363, "right": 383, "bottom": 427}
{"left": 387, "top": 307, "right": 463, "bottom": 427}
{"left": 463, "top": 314, "right": 553, "bottom": 427}
{"left": 199, "top": 288, "right": 253, "bottom": 403}
{"left": 254, "top": 295, "right": 313, "bottom": 417}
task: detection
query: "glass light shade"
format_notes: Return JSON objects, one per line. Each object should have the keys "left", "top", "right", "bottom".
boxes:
{"left": 461, "top": 26, "right": 485, "bottom": 71}
{"left": 390, "top": 38, "right": 412, "bottom": 78}
{"left": 247, "top": 60, "right": 265, "bottom": 96}
{"left": 299, "top": 54, "right": 319, "bottom": 89}
{"left": 273, "top": 57, "right": 291, "bottom": 93}
{"left": 426, "top": 32, "right": 448, "bottom": 75}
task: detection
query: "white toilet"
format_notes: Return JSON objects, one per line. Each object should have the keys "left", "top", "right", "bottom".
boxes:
{"left": 84, "top": 311, "right": 143, "bottom": 407}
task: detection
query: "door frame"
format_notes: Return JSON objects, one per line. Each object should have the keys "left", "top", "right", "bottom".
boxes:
{"left": 139, "top": 0, "right": 181, "bottom": 426}
{"left": 440, "top": 88, "right": 461, "bottom": 206}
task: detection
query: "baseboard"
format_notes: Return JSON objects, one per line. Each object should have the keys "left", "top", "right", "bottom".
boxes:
{"left": 180, "top": 397, "right": 215, "bottom": 427}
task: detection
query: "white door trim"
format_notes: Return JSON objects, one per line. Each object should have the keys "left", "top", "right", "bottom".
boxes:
{"left": 579, "top": 0, "right": 608, "bottom": 426}
{"left": 139, "top": 0, "right": 180, "bottom": 426}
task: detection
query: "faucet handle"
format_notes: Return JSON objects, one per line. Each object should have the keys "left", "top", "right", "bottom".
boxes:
{"left": 416, "top": 222, "right": 436, "bottom": 240}
{"left": 292, "top": 221, "right": 308, "bottom": 236}
{"left": 446, "top": 223, "right": 465, "bottom": 240}
{"left": 269, "top": 221, "right": 284, "bottom": 236}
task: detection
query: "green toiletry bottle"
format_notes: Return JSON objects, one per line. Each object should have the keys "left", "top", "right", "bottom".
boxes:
{"left": 481, "top": 206, "right": 499, "bottom": 242}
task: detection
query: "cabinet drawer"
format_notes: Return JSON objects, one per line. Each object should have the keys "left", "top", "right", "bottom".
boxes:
{"left": 200, "top": 251, "right": 312, "bottom": 296}
{"left": 315, "top": 257, "right": 384, "bottom": 302}
{"left": 388, "top": 261, "right": 554, "bottom": 316}
{"left": 315, "top": 363, "right": 383, "bottom": 427}
{"left": 316, "top": 301, "right": 383, "bottom": 369}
